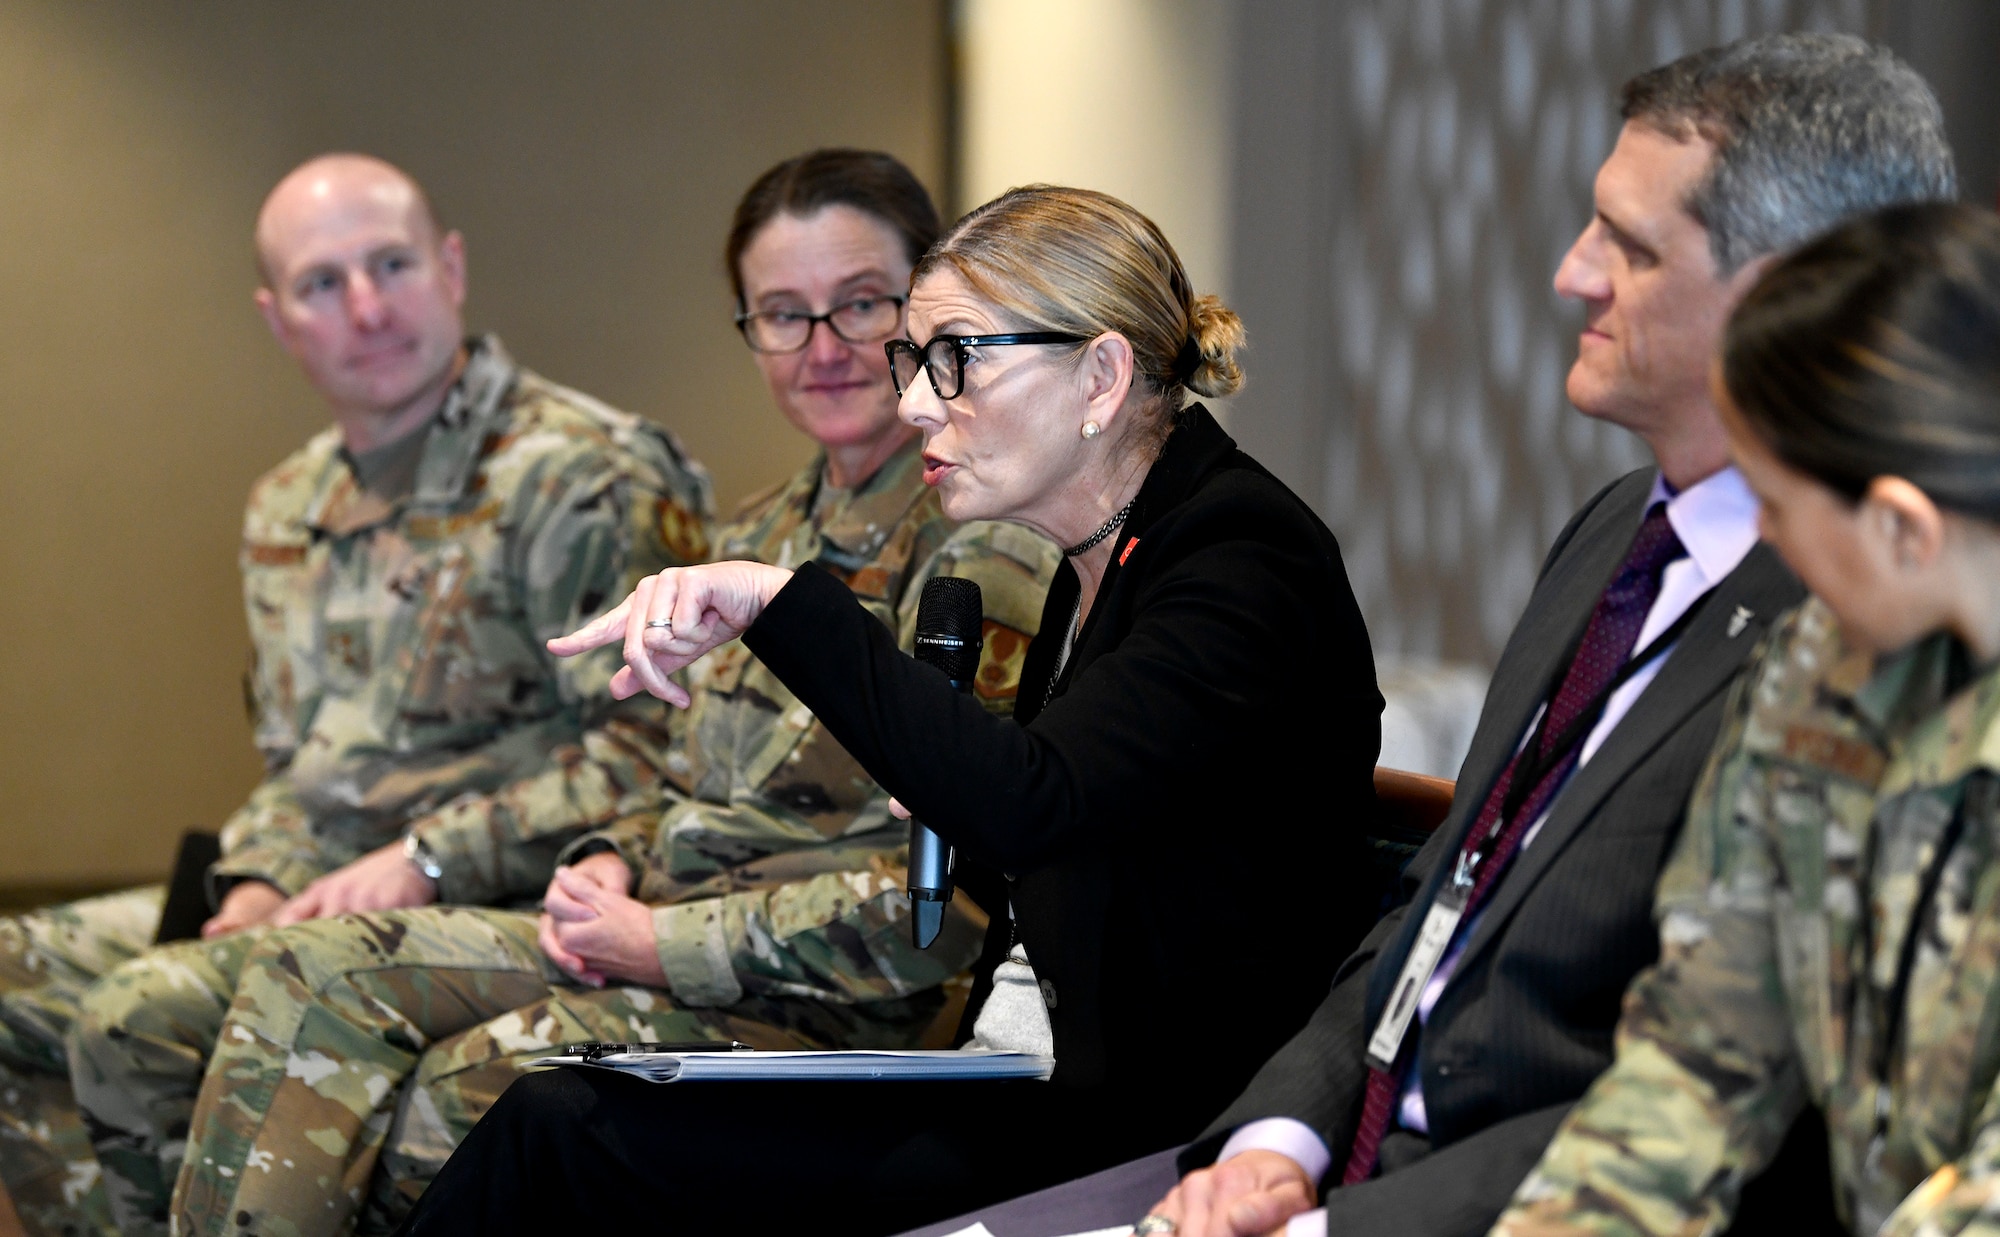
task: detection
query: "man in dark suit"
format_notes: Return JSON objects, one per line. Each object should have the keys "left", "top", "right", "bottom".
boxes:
{"left": 900, "top": 33, "right": 1955, "bottom": 1237}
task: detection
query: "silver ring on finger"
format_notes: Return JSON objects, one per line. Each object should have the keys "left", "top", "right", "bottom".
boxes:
{"left": 1134, "top": 1218, "right": 1178, "bottom": 1236}
{"left": 644, "top": 618, "right": 674, "bottom": 634}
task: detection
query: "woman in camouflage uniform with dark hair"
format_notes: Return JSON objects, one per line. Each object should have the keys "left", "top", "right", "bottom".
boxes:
{"left": 1496, "top": 201, "right": 2000, "bottom": 1237}
{"left": 72, "top": 150, "right": 1056, "bottom": 1237}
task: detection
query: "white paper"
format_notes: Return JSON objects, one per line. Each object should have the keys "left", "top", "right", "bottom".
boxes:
{"left": 523, "top": 1048, "right": 1054, "bottom": 1084}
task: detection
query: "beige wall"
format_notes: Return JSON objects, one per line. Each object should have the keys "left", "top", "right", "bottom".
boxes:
{"left": 0, "top": 1, "right": 946, "bottom": 885}
{"left": 956, "top": 0, "right": 1236, "bottom": 310}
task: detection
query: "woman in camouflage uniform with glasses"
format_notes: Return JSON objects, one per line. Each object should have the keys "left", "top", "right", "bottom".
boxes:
{"left": 73, "top": 150, "right": 1055, "bottom": 1237}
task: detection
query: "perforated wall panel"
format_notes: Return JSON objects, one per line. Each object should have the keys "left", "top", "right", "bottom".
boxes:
{"left": 1317, "top": 0, "right": 1872, "bottom": 663}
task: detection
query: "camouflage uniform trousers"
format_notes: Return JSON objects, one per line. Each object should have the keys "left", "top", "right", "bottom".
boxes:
{"left": 77, "top": 905, "right": 945, "bottom": 1237}
{"left": 0, "top": 885, "right": 166, "bottom": 1236}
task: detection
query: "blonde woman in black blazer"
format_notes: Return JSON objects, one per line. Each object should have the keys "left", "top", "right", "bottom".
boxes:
{"left": 399, "top": 187, "right": 1383, "bottom": 1236}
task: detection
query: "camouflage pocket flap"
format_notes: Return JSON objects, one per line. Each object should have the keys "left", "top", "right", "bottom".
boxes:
{"left": 737, "top": 839, "right": 908, "bottom": 890}
{"left": 646, "top": 836, "right": 907, "bottom": 902}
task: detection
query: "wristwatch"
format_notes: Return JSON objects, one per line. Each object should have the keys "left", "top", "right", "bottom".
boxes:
{"left": 403, "top": 833, "right": 445, "bottom": 884}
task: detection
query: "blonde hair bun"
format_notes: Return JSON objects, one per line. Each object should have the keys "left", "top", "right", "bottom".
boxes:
{"left": 916, "top": 186, "right": 1248, "bottom": 439}
{"left": 1185, "top": 294, "right": 1246, "bottom": 399}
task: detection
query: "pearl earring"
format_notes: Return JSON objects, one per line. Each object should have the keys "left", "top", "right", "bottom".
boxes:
{"left": 1080, "top": 421, "right": 1102, "bottom": 440}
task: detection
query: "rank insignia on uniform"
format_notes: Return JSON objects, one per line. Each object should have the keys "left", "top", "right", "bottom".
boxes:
{"left": 1728, "top": 605, "right": 1754, "bottom": 638}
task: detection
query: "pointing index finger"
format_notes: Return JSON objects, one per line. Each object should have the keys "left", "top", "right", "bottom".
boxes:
{"left": 548, "top": 595, "right": 633, "bottom": 658}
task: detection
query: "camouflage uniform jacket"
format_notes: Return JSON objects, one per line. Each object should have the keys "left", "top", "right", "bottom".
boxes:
{"left": 213, "top": 334, "right": 714, "bottom": 907}
{"left": 561, "top": 438, "right": 1057, "bottom": 1008}
{"left": 1496, "top": 597, "right": 2000, "bottom": 1237}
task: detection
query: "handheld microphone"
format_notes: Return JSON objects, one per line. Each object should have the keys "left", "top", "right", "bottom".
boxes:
{"left": 907, "top": 575, "right": 984, "bottom": 948}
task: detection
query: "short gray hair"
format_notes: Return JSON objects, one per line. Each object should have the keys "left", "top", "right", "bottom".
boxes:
{"left": 1621, "top": 32, "right": 1957, "bottom": 273}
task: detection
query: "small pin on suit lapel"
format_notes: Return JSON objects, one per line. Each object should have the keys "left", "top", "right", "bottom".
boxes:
{"left": 1728, "top": 605, "right": 1754, "bottom": 638}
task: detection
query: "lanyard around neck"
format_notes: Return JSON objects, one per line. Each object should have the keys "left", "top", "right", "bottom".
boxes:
{"left": 1459, "top": 588, "right": 1716, "bottom": 886}
{"left": 1868, "top": 775, "right": 1994, "bottom": 1104}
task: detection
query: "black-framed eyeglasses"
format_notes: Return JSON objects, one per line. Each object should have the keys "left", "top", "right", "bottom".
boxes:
{"left": 734, "top": 295, "right": 907, "bottom": 354}
{"left": 885, "top": 332, "right": 1090, "bottom": 401}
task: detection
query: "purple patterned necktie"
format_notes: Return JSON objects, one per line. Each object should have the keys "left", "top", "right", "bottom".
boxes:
{"left": 1342, "top": 503, "right": 1684, "bottom": 1185}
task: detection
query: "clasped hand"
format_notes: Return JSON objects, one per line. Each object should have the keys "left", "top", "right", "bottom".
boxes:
{"left": 546, "top": 562, "right": 794, "bottom": 707}
{"left": 197, "top": 846, "right": 665, "bottom": 991}
{"left": 1146, "top": 1151, "right": 1317, "bottom": 1237}
{"left": 535, "top": 851, "right": 664, "bottom": 988}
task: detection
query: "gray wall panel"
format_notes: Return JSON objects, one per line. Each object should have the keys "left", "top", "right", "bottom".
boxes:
{"left": 1228, "top": 0, "right": 1895, "bottom": 666}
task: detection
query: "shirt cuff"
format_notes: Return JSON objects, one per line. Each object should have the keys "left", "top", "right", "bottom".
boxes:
{"left": 1217, "top": 1117, "right": 1333, "bottom": 1188}
{"left": 556, "top": 835, "right": 625, "bottom": 872}
{"left": 652, "top": 901, "right": 745, "bottom": 1008}
{"left": 207, "top": 853, "right": 320, "bottom": 903}
{"left": 1286, "top": 1208, "right": 1329, "bottom": 1237}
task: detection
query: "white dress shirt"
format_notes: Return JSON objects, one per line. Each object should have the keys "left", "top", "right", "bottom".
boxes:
{"left": 1215, "top": 467, "right": 1760, "bottom": 1237}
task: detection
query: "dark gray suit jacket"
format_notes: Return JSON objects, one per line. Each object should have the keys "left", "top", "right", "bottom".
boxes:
{"left": 1184, "top": 468, "right": 1811, "bottom": 1235}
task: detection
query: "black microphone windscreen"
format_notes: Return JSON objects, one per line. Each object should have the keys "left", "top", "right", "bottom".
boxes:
{"left": 913, "top": 576, "right": 984, "bottom": 683}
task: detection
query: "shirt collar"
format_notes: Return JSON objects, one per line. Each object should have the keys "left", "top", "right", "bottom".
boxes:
{"left": 1649, "top": 464, "right": 1759, "bottom": 588}
{"left": 809, "top": 437, "right": 929, "bottom": 561}
{"left": 1851, "top": 627, "right": 2000, "bottom": 785}
{"left": 413, "top": 334, "right": 516, "bottom": 505}
{"left": 303, "top": 334, "right": 515, "bottom": 534}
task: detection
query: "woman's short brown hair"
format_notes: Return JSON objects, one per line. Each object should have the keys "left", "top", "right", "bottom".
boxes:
{"left": 725, "top": 149, "right": 941, "bottom": 304}
{"left": 914, "top": 185, "right": 1245, "bottom": 445}
{"left": 1723, "top": 200, "right": 2000, "bottom": 521}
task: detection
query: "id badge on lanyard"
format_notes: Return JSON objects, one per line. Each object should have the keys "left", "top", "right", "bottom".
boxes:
{"left": 1360, "top": 585, "right": 1715, "bottom": 1073}
{"left": 1365, "top": 852, "right": 1474, "bottom": 1069}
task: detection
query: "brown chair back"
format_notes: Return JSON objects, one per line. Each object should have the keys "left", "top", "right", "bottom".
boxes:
{"left": 1361, "top": 766, "right": 1457, "bottom": 920}
{"left": 1372, "top": 766, "right": 1455, "bottom": 838}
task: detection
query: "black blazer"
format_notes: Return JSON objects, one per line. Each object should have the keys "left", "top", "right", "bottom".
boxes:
{"left": 747, "top": 406, "right": 1383, "bottom": 1128}
{"left": 1186, "top": 469, "right": 1808, "bottom": 1233}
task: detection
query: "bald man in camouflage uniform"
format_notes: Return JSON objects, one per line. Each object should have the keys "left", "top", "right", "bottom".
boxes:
{"left": 0, "top": 336, "right": 710, "bottom": 1237}
{"left": 77, "top": 437, "right": 1055, "bottom": 1237}
{"left": 0, "top": 154, "right": 712, "bottom": 1237}
{"left": 1494, "top": 597, "right": 2000, "bottom": 1237}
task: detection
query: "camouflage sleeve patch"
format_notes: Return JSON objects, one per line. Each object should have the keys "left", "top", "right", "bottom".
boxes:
{"left": 977, "top": 620, "right": 1034, "bottom": 703}
{"left": 655, "top": 492, "right": 710, "bottom": 565}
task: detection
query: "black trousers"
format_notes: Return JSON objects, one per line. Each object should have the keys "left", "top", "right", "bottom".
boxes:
{"left": 395, "top": 1068, "right": 1181, "bottom": 1237}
